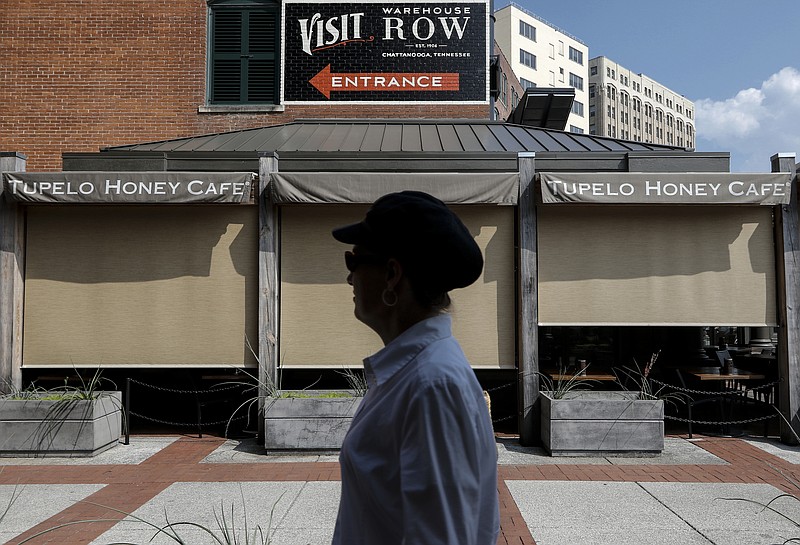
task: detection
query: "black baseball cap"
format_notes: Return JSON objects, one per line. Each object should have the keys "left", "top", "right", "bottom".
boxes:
{"left": 332, "top": 191, "right": 483, "bottom": 292}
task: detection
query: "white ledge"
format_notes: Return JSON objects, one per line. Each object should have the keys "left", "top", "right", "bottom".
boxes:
{"left": 198, "top": 104, "right": 285, "bottom": 114}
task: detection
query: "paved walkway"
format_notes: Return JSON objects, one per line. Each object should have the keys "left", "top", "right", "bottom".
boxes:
{"left": 0, "top": 434, "right": 798, "bottom": 544}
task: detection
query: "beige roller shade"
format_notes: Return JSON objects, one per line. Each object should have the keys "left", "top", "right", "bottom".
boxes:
{"left": 23, "top": 206, "right": 258, "bottom": 367}
{"left": 280, "top": 205, "right": 515, "bottom": 368}
{"left": 538, "top": 206, "right": 777, "bottom": 326}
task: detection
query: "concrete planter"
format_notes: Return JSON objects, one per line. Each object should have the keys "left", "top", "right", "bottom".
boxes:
{"left": 540, "top": 391, "right": 664, "bottom": 456}
{"left": 264, "top": 391, "right": 361, "bottom": 451}
{"left": 0, "top": 391, "right": 122, "bottom": 457}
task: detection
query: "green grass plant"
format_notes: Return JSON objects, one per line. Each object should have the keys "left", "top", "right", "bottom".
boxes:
{"left": 718, "top": 462, "right": 800, "bottom": 544}
{"left": 613, "top": 351, "right": 689, "bottom": 409}
{"left": 538, "top": 363, "right": 600, "bottom": 399}
{"left": 17, "top": 488, "right": 284, "bottom": 545}
{"left": 0, "top": 472, "right": 23, "bottom": 528}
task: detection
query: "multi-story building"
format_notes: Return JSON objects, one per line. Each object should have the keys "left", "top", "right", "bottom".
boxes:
{"left": 493, "top": 3, "right": 589, "bottom": 133}
{"left": 589, "top": 56, "right": 695, "bottom": 148}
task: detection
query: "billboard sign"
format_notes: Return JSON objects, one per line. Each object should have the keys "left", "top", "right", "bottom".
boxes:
{"left": 282, "top": 0, "right": 490, "bottom": 104}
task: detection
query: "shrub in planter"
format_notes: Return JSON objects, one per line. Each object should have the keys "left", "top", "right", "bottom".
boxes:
{"left": 264, "top": 390, "right": 362, "bottom": 451}
{"left": 539, "top": 352, "right": 680, "bottom": 456}
{"left": 540, "top": 390, "right": 664, "bottom": 456}
{"left": 223, "top": 362, "right": 367, "bottom": 451}
{"left": 0, "top": 376, "right": 122, "bottom": 457}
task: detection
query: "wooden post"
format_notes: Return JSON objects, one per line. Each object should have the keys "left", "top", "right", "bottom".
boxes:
{"left": 0, "top": 152, "right": 26, "bottom": 394}
{"left": 773, "top": 152, "right": 799, "bottom": 444}
{"left": 258, "top": 153, "right": 279, "bottom": 441}
{"left": 517, "top": 152, "right": 540, "bottom": 446}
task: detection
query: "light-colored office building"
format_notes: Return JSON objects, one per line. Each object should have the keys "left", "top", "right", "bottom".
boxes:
{"left": 589, "top": 56, "right": 695, "bottom": 148}
{"left": 494, "top": 3, "right": 589, "bottom": 133}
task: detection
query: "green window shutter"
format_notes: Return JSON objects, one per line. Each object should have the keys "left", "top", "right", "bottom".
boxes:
{"left": 210, "top": 3, "right": 278, "bottom": 104}
{"left": 211, "top": 11, "right": 244, "bottom": 102}
{"left": 245, "top": 10, "right": 277, "bottom": 103}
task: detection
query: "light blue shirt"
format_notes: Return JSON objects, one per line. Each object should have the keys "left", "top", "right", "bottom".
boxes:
{"left": 332, "top": 314, "right": 500, "bottom": 545}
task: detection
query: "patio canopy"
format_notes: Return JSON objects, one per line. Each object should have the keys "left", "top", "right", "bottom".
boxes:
{"left": 269, "top": 171, "right": 519, "bottom": 204}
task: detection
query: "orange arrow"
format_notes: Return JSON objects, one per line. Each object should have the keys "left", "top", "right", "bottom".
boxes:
{"left": 309, "top": 64, "right": 460, "bottom": 99}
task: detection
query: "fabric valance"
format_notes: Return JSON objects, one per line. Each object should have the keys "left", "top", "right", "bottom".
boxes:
{"left": 269, "top": 172, "right": 519, "bottom": 204}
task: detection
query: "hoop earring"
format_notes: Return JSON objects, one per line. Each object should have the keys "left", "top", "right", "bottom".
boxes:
{"left": 381, "top": 288, "right": 398, "bottom": 307}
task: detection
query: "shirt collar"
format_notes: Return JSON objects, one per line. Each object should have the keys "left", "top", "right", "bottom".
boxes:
{"left": 363, "top": 314, "right": 453, "bottom": 387}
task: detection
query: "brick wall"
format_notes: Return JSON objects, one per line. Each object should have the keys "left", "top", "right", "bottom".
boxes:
{"left": 0, "top": 0, "right": 490, "bottom": 171}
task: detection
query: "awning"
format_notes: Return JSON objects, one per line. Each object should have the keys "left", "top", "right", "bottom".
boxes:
{"left": 269, "top": 172, "right": 519, "bottom": 204}
{"left": 1, "top": 172, "right": 255, "bottom": 203}
{"left": 538, "top": 172, "right": 792, "bottom": 205}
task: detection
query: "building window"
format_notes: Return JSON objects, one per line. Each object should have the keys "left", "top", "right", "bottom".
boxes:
{"left": 520, "top": 49, "right": 536, "bottom": 69}
{"left": 559, "top": 67, "right": 565, "bottom": 83}
{"left": 571, "top": 100, "right": 584, "bottom": 116}
{"left": 590, "top": 65, "right": 598, "bottom": 76}
{"left": 208, "top": 0, "right": 279, "bottom": 104}
{"left": 569, "top": 125, "right": 584, "bottom": 134}
{"left": 568, "top": 46, "right": 583, "bottom": 65}
{"left": 519, "top": 20, "right": 536, "bottom": 41}
{"left": 569, "top": 73, "right": 584, "bottom": 91}
{"left": 520, "top": 78, "right": 535, "bottom": 89}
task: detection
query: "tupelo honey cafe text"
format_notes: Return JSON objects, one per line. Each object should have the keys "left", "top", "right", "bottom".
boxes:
{"left": 546, "top": 179, "right": 788, "bottom": 199}
{"left": 6, "top": 178, "right": 249, "bottom": 197}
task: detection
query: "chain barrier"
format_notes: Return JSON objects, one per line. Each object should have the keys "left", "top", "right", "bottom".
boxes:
{"left": 128, "top": 410, "right": 248, "bottom": 428}
{"left": 649, "top": 377, "right": 781, "bottom": 396}
{"left": 485, "top": 381, "right": 516, "bottom": 393}
{"left": 484, "top": 382, "right": 516, "bottom": 425}
{"left": 126, "top": 376, "right": 781, "bottom": 430}
{"left": 127, "top": 377, "right": 246, "bottom": 395}
{"left": 482, "top": 378, "right": 782, "bottom": 427}
{"left": 664, "top": 414, "right": 778, "bottom": 425}
{"left": 125, "top": 377, "right": 255, "bottom": 439}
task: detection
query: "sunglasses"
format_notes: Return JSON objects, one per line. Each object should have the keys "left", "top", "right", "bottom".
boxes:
{"left": 344, "top": 251, "right": 386, "bottom": 272}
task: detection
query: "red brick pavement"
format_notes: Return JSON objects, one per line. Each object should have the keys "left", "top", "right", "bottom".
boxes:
{"left": 0, "top": 434, "right": 797, "bottom": 545}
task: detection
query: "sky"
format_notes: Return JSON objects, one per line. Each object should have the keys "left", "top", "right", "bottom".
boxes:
{"left": 498, "top": 0, "right": 800, "bottom": 172}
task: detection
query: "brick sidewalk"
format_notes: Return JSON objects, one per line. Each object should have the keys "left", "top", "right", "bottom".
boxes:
{"left": 0, "top": 435, "right": 797, "bottom": 545}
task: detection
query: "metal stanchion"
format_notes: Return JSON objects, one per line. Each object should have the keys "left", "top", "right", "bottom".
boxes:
{"left": 124, "top": 377, "right": 131, "bottom": 445}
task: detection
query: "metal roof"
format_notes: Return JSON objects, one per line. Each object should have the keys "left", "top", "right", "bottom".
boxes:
{"left": 103, "top": 119, "right": 687, "bottom": 155}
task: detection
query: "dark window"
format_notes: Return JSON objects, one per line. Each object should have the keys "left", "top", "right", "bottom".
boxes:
{"left": 519, "top": 49, "right": 536, "bottom": 69}
{"left": 209, "top": 0, "right": 279, "bottom": 104}
{"left": 569, "top": 73, "right": 584, "bottom": 91}
{"left": 568, "top": 46, "right": 583, "bottom": 65}
{"left": 519, "top": 20, "right": 536, "bottom": 41}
